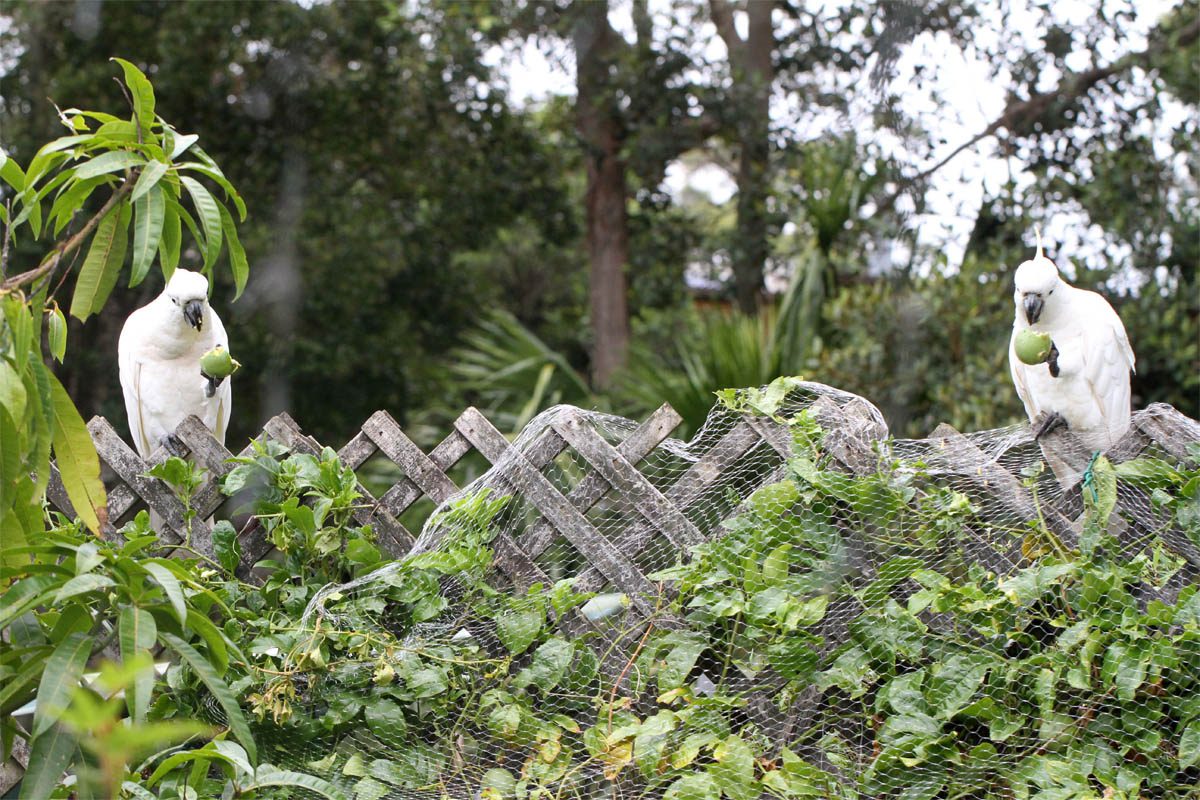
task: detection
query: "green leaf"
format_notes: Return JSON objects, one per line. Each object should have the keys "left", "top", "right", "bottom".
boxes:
{"left": 159, "top": 197, "right": 181, "bottom": 281}
{"left": 48, "top": 371, "right": 106, "bottom": 533}
{"left": 218, "top": 202, "right": 249, "bottom": 299}
{"left": 70, "top": 200, "right": 130, "bottom": 321}
{"left": 365, "top": 698, "right": 408, "bottom": 740}
{"left": 180, "top": 175, "right": 223, "bottom": 268}
{"left": 161, "top": 633, "right": 257, "bottom": 763}
{"left": 663, "top": 773, "right": 719, "bottom": 800}
{"left": 925, "top": 652, "right": 992, "bottom": 719}
{"left": 142, "top": 561, "right": 187, "bottom": 623}
{"left": 212, "top": 520, "right": 242, "bottom": 575}
{"left": 112, "top": 58, "right": 156, "bottom": 134}
{"left": 0, "top": 147, "right": 25, "bottom": 191}
{"left": 130, "top": 159, "right": 169, "bottom": 203}
{"left": 130, "top": 184, "right": 165, "bottom": 287}
{"left": 73, "top": 150, "right": 143, "bottom": 181}
{"left": 659, "top": 632, "right": 705, "bottom": 691}
{"left": 1181, "top": 720, "right": 1200, "bottom": 769}
{"left": 710, "top": 735, "right": 758, "bottom": 800}
{"left": 32, "top": 631, "right": 91, "bottom": 737}
{"left": 119, "top": 606, "right": 157, "bottom": 722}
{"left": 514, "top": 638, "right": 574, "bottom": 691}
{"left": 49, "top": 175, "right": 105, "bottom": 237}
{"left": 47, "top": 305, "right": 67, "bottom": 362}
{"left": 497, "top": 605, "right": 543, "bottom": 655}
{"left": 53, "top": 572, "right": 116, "bottom": 604}
{"left": 0, "top": 576, "right": 57, "bottom": 629}
{"left": 19, "top": 724, "right": 77, "bottom": 800}
{"left": 186, "top": 608, "right": 230, "bottom": 675}
{"left": 246, "top": 767, "right": 348, "bottom": 800}
{"left": 179, "top": 161, "right": 246, "bottom": 220}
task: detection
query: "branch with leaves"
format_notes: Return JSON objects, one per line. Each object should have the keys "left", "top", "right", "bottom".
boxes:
{"left": 0, "top": 57, "right": 249, "bottom": 548}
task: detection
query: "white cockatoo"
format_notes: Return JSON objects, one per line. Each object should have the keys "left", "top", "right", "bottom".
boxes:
{"left": 1009, "top": 233, "right": 1135, "bottom": 454}
{"left": 118, "top": 269, "right": 231, "bottom": 456}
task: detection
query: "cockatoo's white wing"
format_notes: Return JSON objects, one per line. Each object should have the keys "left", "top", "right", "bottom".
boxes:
{"left": 209, "top": 309, "right": 232, "bottom": 445}
{"left": 1077, "top": 291, "right": 1135, "bottom": 446}
{"left": 117, "top": 307, "right": 153, "bottom": 457}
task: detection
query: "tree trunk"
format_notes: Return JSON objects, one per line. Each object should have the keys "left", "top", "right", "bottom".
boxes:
{"left": 713, "top": 0, "right": 776, "bottom": 314}
{"left": 574, "top": 1, "right": 630, "bottom": 388}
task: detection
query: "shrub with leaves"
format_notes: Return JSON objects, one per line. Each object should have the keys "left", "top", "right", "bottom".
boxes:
{"left": 0, "top": 57, "right": 246, "bottom": 557}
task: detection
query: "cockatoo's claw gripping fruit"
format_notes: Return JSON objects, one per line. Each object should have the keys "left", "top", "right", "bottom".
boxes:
{"left": 199, "top": 345, "right": 241, "bottom": 380}
{"left": 1014, "top": 329, "right": 1054, "bottom": 365}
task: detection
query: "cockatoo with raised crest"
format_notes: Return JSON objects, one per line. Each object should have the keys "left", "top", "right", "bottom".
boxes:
{"left": 118, "top": 269, "right": 232, "bottom": 457}
{"left": 1009, "top": 232, "right": 1135, "bottom": 455}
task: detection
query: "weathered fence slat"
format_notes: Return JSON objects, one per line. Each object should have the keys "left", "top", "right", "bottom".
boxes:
{"left": 453, "top": 407, "right": 662, "bottom": 615}
{"left": 45, "top": 394, "right": 1200, "bottom": 705}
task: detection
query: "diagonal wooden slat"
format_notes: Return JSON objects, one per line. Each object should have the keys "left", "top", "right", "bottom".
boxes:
{"left": 517, "top": 404, "right": 685, "bottom": 559}
{"left": 363, "top": 411, "right": 459, "bottom": 503}
{"left": 551, "top": 408, "right": 703, "bottom": 549}
{"left": 452, "top": 407, "right": 661, "bottom": 616}
{"left": 571, "top": 419, "right": 771, "bottom": 595}
{"left": 86, "top": 416, "right": 207, "bottom": 552}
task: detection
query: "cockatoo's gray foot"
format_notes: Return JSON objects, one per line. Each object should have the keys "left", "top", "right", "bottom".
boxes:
{"left": 1032, "top": 411, "right": 1068, "bottom": 440}
{"left": 202, "top": 373, "right": 221, "bottom": 399}
{"left": 159, "top": 433, "right": 186, "bottom": 455}
{"left": 1046, "top": 343, "right": 1060, "bottom": 378}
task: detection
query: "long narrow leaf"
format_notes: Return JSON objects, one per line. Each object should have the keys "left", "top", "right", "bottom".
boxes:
{"left": 130, "top": 160, "right": 169, "bottom": 203}
{"left": 161, "top": 633, "right": 257, "bottom": 763}
{"left": 73, "top": 150, "right": 143, "bottom": 181}
{"left": 180, "top": 175, "right": 222, "bottom": 268}
{"left": 19, "top": 724, "right": 77, "bottom": 800}
{"left": 0, "top": 147, "right": 25, "bottom": 191}
{"left": 178, "top": 162, "right": 245, "bottom": 220}
{"left": 48, "top": 175, "right": 106, "bottom": 237}
{"left": 130, "top": 184, "right": 165, "bottom": 287}
{"left": 159, "top": 197, "right": 182, "bottom": 281}
{"left": 32, "top": 631, "right": 91, "bottom": 737}
{"left": 48, "top": 371, "right": 106, "bottom": 533}
{"left": 142, "top": 561, "right": 186, "bottom": 623}
{"left": 120, "top": 606, "right": 158, "bottom": 722}
{"left": 70, "top": 200, "right": 128, "bottom": 321}
{"left": 112, "top": 58, "right": 156, "bottom": 135}
{"left": 217, "top": 202, "right": 248, "bottom": 299}
{"left": 246, "top": 768, "right": 348, "bottom": 800}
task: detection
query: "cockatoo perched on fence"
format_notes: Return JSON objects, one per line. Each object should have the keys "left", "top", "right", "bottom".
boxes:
{"left": 1008, "top": 232, "right": 1135, "bottom": 454}
{"left": 118, "top": 270, "right": 232, "bottom": 457}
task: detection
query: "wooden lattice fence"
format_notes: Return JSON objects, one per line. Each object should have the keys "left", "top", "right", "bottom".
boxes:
{"left": 5, "top": 397, "right": 1197, "bottom": 792}
{"left": 38, "top": 397, "right": 1200, "bottom": 672}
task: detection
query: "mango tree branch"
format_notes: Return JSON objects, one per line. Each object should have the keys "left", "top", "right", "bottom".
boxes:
{"left": 0, "top": 170, "right": 138, "bottom": 293}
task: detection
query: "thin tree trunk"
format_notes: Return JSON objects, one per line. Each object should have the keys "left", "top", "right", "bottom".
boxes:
{"left": 574, "top": 1, "right": 630, "bottom": 388}
{"left": 712, "top": 0, "right": 776, "bottom": 314}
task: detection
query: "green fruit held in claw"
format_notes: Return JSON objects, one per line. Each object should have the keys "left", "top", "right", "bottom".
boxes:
{"left": 200, "top": 345, "right": 241, "bottom": 378}
{"left": 1014, "top": 329, "right": 1053, "bottom": 365}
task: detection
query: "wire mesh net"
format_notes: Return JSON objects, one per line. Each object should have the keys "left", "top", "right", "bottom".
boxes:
{"left": 242, "top": 381, "right": 1199, "bottom": 800}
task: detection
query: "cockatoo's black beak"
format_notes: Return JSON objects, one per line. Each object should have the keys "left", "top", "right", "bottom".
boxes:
{"left": 1023, "top": 294, "right": 1043, "bottom": 325}
{"left": 184, "top": 299, "right": 204, "bottom": 331}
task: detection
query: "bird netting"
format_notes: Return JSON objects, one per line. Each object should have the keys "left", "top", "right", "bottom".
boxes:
{"left": 235, "top": 380, "right": 1200, "bottom": 800}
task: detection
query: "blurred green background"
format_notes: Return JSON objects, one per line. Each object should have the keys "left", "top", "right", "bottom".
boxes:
{"left": 1, "top": 0, "right": 1195, "bottom": 447}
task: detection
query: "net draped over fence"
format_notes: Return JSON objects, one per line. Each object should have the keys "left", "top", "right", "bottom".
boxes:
{"left": 38, "top": 382, "right": 1200, "bottom": 799}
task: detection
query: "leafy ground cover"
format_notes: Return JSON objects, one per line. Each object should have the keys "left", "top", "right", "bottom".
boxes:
{"left": 6, "top": 392, "right": 1196, "bottom": 800}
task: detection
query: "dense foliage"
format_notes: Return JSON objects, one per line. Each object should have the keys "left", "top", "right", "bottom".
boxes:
{"left": 11, "top": 389, "right": 1197, "bottom": 798}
